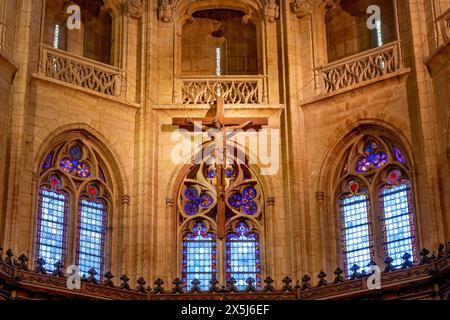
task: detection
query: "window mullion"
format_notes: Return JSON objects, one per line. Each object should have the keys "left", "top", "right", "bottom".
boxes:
{"left": 370, "top": 184, "right": 384, "bottom": 267}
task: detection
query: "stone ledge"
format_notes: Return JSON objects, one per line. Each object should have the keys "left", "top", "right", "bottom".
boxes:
{"left": 153, "top": 104, "right": 285, "bottom": 111}
{"left": 30, "top": 73, "right": 141, "bottom": 110}
{"left": 299, "top": 68, "right": 411, "bottom": 107}
{"left": 424, "top": 42, "right": 450, "bottom": 76}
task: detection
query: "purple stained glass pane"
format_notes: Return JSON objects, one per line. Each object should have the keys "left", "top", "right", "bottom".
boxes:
{"left": 184, "top": 202, "right": 199, "bottom": 215}
{"left": 393, "top": 147, "right": 407, "bottom": 164}
{"left": 242, "top": 201, "right": 257, "bottom": 215}
{"left": 373, "top": 153, "right": 388, "bottom": 168}
{"left": 207, "top": 169, "right": 217, "bottom": 179}
{"left": 69, "top": 144, "right": 83, "bottom": 161}
{"left": 356, "top": 157, "right": 370, "bottom": 173}
{"left": 185, "top": 187, "right": 198, "bottom": 201}
{"left": 228, "top": 194, "right": 242, "bottom": 208}
{"left": 42, "top": 152, "right": 54, "bottom": 170}
{"left": 60, "top": 158, "right": 74, "bottom": 173}
{"left": 225, "top": 168, "right": 235, "bottom": 178}
{"left": 356, "top": 140, "right": 388, "bottom": 172}
{"left": 198, "top": 194, "right": 213, "bottom": 208}
{"left": 242, "top": 187, "right": 257, "bottom": 200}
{"left": 76, "top": 162, "right": 91, "bottom": 178}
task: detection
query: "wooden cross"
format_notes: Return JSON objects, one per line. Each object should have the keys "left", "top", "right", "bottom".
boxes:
{"left": 173, "top": 97, "right": 268, "bottom": 239}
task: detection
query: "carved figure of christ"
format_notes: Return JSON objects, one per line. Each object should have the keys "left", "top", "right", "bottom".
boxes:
{"left": 172, "top": 97, "right": 268, "bottom": 239}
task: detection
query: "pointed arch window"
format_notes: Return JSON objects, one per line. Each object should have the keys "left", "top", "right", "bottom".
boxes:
{"left": 36, "top": 140, "right": 112, "bottom": 279}
{"left": 338, "top": 183, "right": 373, "bottom": 274}
{"left": 226, "top": 221, "right": 261, "bottom": 289}
{"left": 336, "top": 135, "right": 417, "bottom": 277}
{"left": 182, "top": 221, "right": 217, "bottom": 291}
{"left": 77, "top": 184, "right": 108, "bottom": 278}
{"left": 379, "top": 170, "right": 416, "bottom": 267}
{"left": 35, "top": 176, "right": 69, "bottom": 272}
{"left": 179, "top": 154, "right": 264, "bottom": 290}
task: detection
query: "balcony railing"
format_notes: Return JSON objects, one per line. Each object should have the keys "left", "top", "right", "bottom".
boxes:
{"left": 174, "top": 75, "right": 268, "bottom": 104}
{"left": 39, "top": 45, "right": 126, "bottom": 98}
{"left": 0, "top": 245, "right": 449, "bottom": 300}
{"left": 437, "top": 8, "right": 450, "bottom": 46}
{"left": 316, "top": 41, "right": 403, "bottom": 94}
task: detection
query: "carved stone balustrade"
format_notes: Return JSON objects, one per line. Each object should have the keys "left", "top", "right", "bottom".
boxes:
{"left": 316, "top": 40, "right": 404, "bottom": 93}
{"left": 39, "top": 45, "right": 126, "bottom": 98}
{"left": 437, "top": 8, "right": 450, "bottom": 46}
{"left": 174, "top": 75, "right": 268, "bottom": 105}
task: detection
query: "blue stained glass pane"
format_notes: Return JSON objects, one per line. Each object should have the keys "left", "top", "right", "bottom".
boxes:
{"left": 69, "top": 144, "right": 83, "bottom": 161}
{"left": 36, "top": 189, "right": 68, "bottom": 272}
{"left": 340, "top": 194, "right": 373, "bottom": 275}
{"left": 226, "top": 222, "right": 261, "bottom": 290}
{"left": 182, "top": 222, "right": 216, "bottom": 291}
{"left": 380, "top": 183, "right": 415, "bottom": 268}
{"left": 77, "top": 200, "right": 107, "bottom": 279}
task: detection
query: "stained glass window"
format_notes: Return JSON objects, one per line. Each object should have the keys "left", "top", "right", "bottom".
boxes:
{"left": 183, "top": 187, "right": 214, "bottom": 216}
{"left": 41, "top": 152, "right": 54, "bottom": 171}
{"left": 77, "top": 199, "right": 108, "bottom": 279}
{"left": 35, "top": 187, "right": 69, "bottom": 272}
{"left": 356, "top": 140, "right": 388, "bottom": 173}
{"left": 338, "top": 136, "right": 417, "bottom": 277}
{"left": 37, "top": 141, "right": 112, "bottom": 277}
{"left": 228, "top": 187, "right": 258, "bottom": 215}
{"left": 379, "top": 171, "right": 416, "bottom": 268}
{"left": 226, "top": 221, "right": 261, "bottom": 290}
{"left": 339, "top": 193, "right": 373, "bottom": 275}
{"left": 393, "top": 146, "right": 407, "bottom": 165}
{"left": 60, "top": 144, "right": 91, "bottom": 178}
{"left": 180, "top": 159, "right": 264, "bottom": 289}
{"left": 182, "top": 222, "right": 217, "bottom": 290}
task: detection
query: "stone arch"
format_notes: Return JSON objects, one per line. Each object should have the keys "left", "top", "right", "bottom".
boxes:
{"left": 31, "top": 124, "right": 129, "bottom": 277}
{"left": 173, "top": 0, "right": 266, "bottom": 22}
{"left": 172, "top": 0, "right": 267, "bottom": 76}
{"left": 34, "top": 123, "right": 129, "bottom": 197}
{"left": 166, "top": 141, "right": 276, "bottom": 284}
{"left": 316, "top": 120, "right": 417, "bottom": 273}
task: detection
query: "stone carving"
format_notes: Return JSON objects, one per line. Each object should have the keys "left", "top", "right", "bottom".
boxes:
{"left": 128, "top": 0, "right": 144, "bottom": 19}
{"left": 43, "top": 46, "right": 123, "bottom": 97}
{"left": 324, "top": 0, "right": 338, "bottom": 10}
{"left": 264, "top": 3, "right": 280, "bottom": 23}
{"left": 319, "top": 42, "right": 401, "bottom": 93}
{"left": 439, "top": 9, "right": 450, "bottom": 43}
{"left": 292, "top": 0, "right": 313, "bottom": 18}
{"left": 158, "top": 0, "right": 174, "bottom": 23}
{"left": 182, "top": 79, "right": 260, "bottom": 104}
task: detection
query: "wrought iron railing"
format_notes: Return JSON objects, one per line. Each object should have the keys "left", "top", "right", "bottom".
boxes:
{"left": 174, "top": 75, "right": 268, "bottom": 104}
{"left": 39, "top": 44, "right": 126, "bottom": 98}
{"left": 1, "top": 244, "right": 449, "bottom": 300}
{"left": 317, "top": 41, "right": 403, "bottom": 93}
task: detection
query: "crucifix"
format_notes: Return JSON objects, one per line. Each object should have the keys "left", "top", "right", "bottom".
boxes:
{"left": 173, "top": 97, "right": 268, "bottom": 239}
